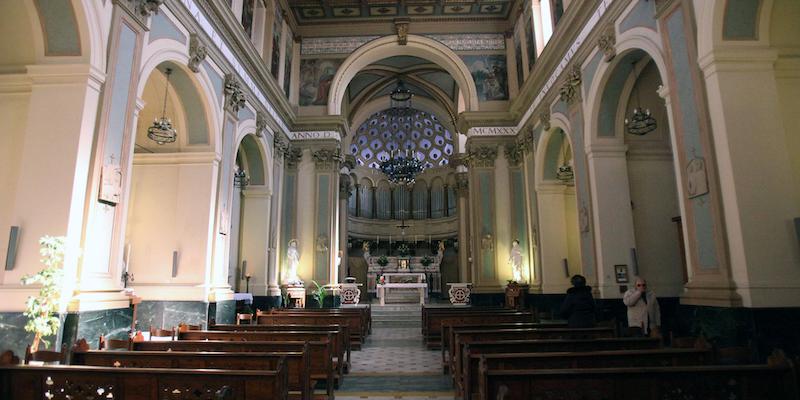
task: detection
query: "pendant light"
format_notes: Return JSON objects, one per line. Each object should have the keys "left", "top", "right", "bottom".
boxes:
{"left": 624, "top": 62, "right": 657, "bottom": 136}
{"left": 147, "top": 67, "right": 178, "bottom": 145}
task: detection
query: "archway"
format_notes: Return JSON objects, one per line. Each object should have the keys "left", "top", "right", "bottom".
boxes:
{"left": 328, "top": 35, "right": 479, "bottom": 115}
{"left": 535, "top": 127, "right": 581, "bottom": 293}
{"left": 124, "top": 62, "right": 217, "bottom": 303}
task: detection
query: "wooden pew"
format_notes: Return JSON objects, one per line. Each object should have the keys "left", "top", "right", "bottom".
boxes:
{"left": 441, "top": 322, "right": 569, "bottom": 372}
{"left": 268, "top": 307, "right": 371, "bottom": 335}
{"left": 451, "top": 326, "right": 616, "bottom": 384}
{"left": 462, "top": 347, "right": 713, "bottom": 400}
{"left": 423, "top": 309, "right": 535, "bottom": 349}
{"left": 0, "top": 364, "right": 289, "bottom": 400}
{"left": 458, "top": 336, "right": 662, "bottom": 397}
{"left": 258, "top": 311, "right": 366, "bottom": 350}
{"left": 422, "top": 306, "right": 506, "bottom": 334}
{"left": 134, "top": 340, "right": 330, "bottom": 400}
{"left": 178, "top": 330, "right": 344, "bottom": 386}
{"left": 208, "top": 323, "right": 351, "bottom": 372}
{"left": 72, "top": 349, "right": 304, "bottom": 400}
{"left": 476, "top": 351, "right": 799, "bottom": 400}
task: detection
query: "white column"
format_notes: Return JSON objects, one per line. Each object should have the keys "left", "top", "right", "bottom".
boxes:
{"left": 267, "top": 152, "right": 284, "bottom": 297}
{"left": 295, "top": 149, "right": 315, "bottom": 284}
{"left": 586, "top": 143, "right": 636, "bottom": 298}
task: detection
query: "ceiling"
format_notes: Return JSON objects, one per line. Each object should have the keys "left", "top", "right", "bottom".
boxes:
{"left": 289, "top": 1, "right": 515, "bottom": 25}
{"left": 347, "top": 56, "right": 457, "bottom": 121}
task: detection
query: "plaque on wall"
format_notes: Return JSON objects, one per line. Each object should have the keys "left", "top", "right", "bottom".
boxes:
{"left": 98, "top": 163, "right": 122, "bottom": 205}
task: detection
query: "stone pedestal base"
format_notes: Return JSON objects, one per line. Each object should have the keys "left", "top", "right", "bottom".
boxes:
{"left": 505, "top": 283, "right": 529, "bottom": 310}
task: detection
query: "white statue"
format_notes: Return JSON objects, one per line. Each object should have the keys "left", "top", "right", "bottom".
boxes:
{"left": 509, "top": 239, "right": 524, "bottom": 283}
{"left": 284, "top": 239, "right": 303, "bottom": 286}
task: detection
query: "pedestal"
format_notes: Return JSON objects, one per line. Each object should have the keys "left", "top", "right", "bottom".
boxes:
{"left": 447, "top": 283, "right": 472, "bottom": 306}
{"left": 286, "top": 286, "right": 306, "bottom": 308}
{"left": 505, "top": 282, "right": 529, "bottom": 310}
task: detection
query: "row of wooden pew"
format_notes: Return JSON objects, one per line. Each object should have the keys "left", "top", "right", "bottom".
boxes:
{"left": 423, "top": 305, "right": 799, "bottom": 400}
{"left": 0, "top": 306, "right": 371, "bottom": 400}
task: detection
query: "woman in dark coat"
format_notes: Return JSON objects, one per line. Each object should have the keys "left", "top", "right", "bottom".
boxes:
{"left": 560, "top": 274, "right": 596, "bottom": 328}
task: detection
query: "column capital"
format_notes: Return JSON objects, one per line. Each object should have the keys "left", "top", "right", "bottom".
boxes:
{"left": 224, "top": 73, "right": 247, "bottom": 113}
{"left": 465, "top": 145, "right": 498, "bottom": 168}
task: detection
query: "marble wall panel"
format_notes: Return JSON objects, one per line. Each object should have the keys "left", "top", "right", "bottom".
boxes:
{"left": 135, "top": 300, "right": 208, "bottom": 331}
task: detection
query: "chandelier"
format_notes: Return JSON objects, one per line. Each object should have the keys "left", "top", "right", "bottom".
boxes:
{"left": 555, "top": 140, "right": 574, "bottom": 186}
{"left": 147, "top": 67, "right": 178, "bottom": 145}
{"left": 624, "top": 62, "right": 657, "bottom": 136}
{"left": 389, "top": 79, "right": 413, "bottom": 115}
{"left": 233, "top": 165, "right": 249, "bottom": 188}
{"left": 380, "top": 149, "right": 424, "bottom": 186}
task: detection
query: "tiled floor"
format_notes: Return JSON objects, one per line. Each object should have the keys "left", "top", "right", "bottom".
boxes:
{"left": 336, "top": 306, "right": 455, "bottom": 400}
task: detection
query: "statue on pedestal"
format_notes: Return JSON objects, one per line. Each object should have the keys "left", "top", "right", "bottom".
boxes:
{"left": 284, "top": 239, "right": 303, "bottom": 286}
{"left": 509, "top": 239, "right": 524, "bottom": 283}
{"left": 437, "top": 240, "right": 445, "bottom": 260}
{"left": 362, "top": 241, "right": 371, "bottom": 260}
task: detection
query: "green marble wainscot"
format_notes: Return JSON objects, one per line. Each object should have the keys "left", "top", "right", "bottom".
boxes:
{"left": 0, "top": 312, "right": 55, "bottom": 360}
{"left": 214, "top": 300, "right": 236, "bottom": 325}
{"left": 135, "top": 300, "right": 208, "bottom": 331}
{"left": 61, "top": 307, "right": 133, "bottom": 351}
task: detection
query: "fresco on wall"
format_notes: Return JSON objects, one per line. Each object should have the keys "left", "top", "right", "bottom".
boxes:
{"left": 514, "top": 29, "right": 524, "bottom": 89}
{"left": 271, "top": 3, "right": 283, "bottom": 80}
{"left": 283, "top": 28, "right": 293, "bottom": 98}
{"left": 525, "top": 16, "right": 536, "bottom": 71}
{"left": 462, "top": 55, "right": 508, "bottom": 101}
{"left": 299, "top": 58, "right": 342, "bottom": 106}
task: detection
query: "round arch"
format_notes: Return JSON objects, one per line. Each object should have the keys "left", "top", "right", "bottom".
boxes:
{"left": 535, "top": 114, "right": 573, "bottom": 189}
{"left": 234, "top": 119, "right": 271, "bottom": 190}
{"left": 328, "top": 35, "right": 479, "bottom": 115}
{"left": 583, "top": 30, "right": 670, "bottom": 149}
{"left": 695, "top": 0, "right": 774, "bottom": 60}
{"left": 138, "top": 45, "right": 222, "bottom": 153}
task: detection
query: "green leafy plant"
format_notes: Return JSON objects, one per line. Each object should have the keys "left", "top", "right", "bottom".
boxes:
{"left": 21, "top": 236, "right": 66, "bottom": 351}
{"left": 376, "top": 255, "right": 389, "bottom": 267}
{"left": 311, "top": 280, "right": 328, "bottom": 308}
{"left": 420, "top": 256, "right": 434, "bottom": 267}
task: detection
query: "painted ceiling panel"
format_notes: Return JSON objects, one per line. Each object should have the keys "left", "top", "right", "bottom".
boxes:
{"left": 373, "top": 55, "right": 432, "bottom": 70}
{"left": 290, "top": 1, "right": 512, "bottom": 24}
{"left": 348, "top": 73, "right": 384, "bottom": 102}
{"left": 417, "top": 71, "right": 456, "bottom": 101}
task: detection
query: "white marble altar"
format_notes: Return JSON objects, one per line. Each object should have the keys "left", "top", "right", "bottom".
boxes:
{"left": 367, "top": 256, "right": 441, "bottom": 295}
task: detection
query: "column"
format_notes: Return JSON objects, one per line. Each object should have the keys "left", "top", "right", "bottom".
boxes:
{"left": 267, "top": 136, "right": 288, "bottom": 302}
{"left": 455, "top": 172, "right": 471, "bottom": 283}
{"left": 338, "top": 173, "right": 351, "bottom": 283}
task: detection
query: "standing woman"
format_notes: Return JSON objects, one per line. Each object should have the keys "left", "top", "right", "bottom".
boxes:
{"left": 560, "top": 275, "right": 596, "bottom": 328}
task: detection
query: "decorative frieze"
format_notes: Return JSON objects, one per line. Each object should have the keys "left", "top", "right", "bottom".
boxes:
{"left": 597, "top": 27, "right": 616, "bottom": 62}
{"left": 187, "top": 33, "right": 207, "bottom": 73}
{"left": 466, "top": 145, "right": 498, "bottom": 168}
{"left": 284, "top": 147, "right": 302, "bottom": 169}
{"left": 224, "top": 73, "right": 246, "bottom": 113}
{"left": 255, "top": 112, "right": 267, "bottom": 138}
{"left": 558, "top": 64, "right": 582, "bottom": 105}
{"left": 300, "top": 33, "right": 506, "bottom": 56}
{"left": 312, "top": 148, "right": 340, "bottom": 170}
{"left": 289, "top": 131, "right": 342, "bottom": 141}
{"left": 505, "top": 143, "right": 524, "bottom": 166}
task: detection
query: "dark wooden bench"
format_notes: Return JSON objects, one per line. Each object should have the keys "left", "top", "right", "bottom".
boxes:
{"left": 178, "top": 330, "right": 344, "bottom": 386}
{"left": 0, "top": 363, "right": 288, "bottom": 400}
{"left": 423, "top": 309, "right": 535, "bottom": 349}
{"left": 267, "top": 307, "right": 371, "bottom": 335}
{"left": 476, "top": 351, "right": 798, "bottom": 400}
{"left": 208, "top": 323, "right": 351, "bottom": 372}
{"left": 457, "top": 336, "right": 662, "bottom": 395}
{"left": 442, "top": 322, "right": 569, "bottom": 372}
{"left": 462, "top": 347, "right": 713, "bottom": 399}
{"left": 258, "top": 312, "right": 366, "bottom": 350}
{"left": 71, "top": 349, "right": 308, "bottom": 400}
{"left": 133, "top": 339, "right": 333, "bottom": 400}
{"left": 451, "top": 326, "right": 616, "bottom": 382}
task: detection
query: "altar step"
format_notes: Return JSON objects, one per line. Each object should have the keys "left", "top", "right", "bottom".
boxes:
{"left": 371, "top": 304, "right": 421, "bottom": 328}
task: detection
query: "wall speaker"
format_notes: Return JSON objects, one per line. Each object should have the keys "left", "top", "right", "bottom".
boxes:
{"left": 562, "top": 258, "right": 569, "bottom": 277}
{"left": 171, "top": 251, "right": 179, "bottom": 277}
{"left": 5, "top": 226, "right": 20, "bottom": 271}
{"left": 241, "top": 260, "right": 247, "bottom": 278}
{"left": 794, "top": 218, "right": 800, "bottom": 247}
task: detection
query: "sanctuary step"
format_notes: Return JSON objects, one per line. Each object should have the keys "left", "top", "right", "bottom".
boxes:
{"left": 371, "top": 304, "right": 422, "bottom": 328}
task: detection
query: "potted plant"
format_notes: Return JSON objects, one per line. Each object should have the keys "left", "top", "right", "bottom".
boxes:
{"left": 21, "top": 236, "right": 66, "bottom": 352}
{"left": 420, "top": 256, "right": 434, "bottom": 267}
{"left": 311, "top": 280, "right": 328, "bottom": 308}
{"left": 377, "top": 255, "right": 389, "bottom": 267}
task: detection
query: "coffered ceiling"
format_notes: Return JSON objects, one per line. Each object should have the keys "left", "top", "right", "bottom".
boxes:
{"left": 289, "top": 1, "right": 516, "bottom": 25}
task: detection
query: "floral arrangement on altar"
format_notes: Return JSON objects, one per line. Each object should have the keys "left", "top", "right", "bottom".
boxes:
{"left": 377, "top": 255, "right": 389, "bottom": 267}
{"left": 420, "top": 256, "right": 434, "bottom": 267}
{"left": 397, "top": 243, "right": 410, "bottom": 257}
